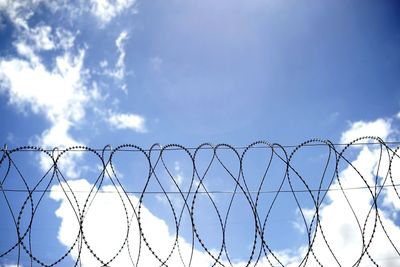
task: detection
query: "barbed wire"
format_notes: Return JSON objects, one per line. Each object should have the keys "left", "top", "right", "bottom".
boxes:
{"left": 4, "top": 140, "right": 400, "bottom": 153}
{"left": 1, "top": 137, "right": 400, "bottom": 266}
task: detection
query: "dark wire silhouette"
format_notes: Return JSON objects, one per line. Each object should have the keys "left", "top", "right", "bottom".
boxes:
{"left": 0, "top": 137, "right": 400, "bottom": 266}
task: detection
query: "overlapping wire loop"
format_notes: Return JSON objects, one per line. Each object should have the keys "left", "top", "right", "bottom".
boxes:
{"left": 1, "top": 137, "right": 400, "bottom": 266}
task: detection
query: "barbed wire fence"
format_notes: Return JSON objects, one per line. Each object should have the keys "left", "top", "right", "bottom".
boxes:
{"left": 1, "top": 136, "right": 400, "bottom": 266}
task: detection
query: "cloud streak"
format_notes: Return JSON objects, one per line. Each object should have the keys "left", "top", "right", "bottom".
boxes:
{"left": 107, "top": 112, "right": 147, "bottom": 133}
{"left": 90, "top": 0, "right": 136, "bottom": 25}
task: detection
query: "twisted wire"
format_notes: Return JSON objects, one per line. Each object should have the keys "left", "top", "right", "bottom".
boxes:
{"left": 0, "top": 137, "right": 400, "bottom": 266}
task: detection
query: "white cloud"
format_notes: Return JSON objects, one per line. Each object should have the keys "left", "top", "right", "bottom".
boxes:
{"left": 0, "top": 0, "right": 134, "bottom": 32}
{"left": 107, "top": 112, "right": 147, "bottom": 133}
{"left": 99, "top": 59, "right": 108, "bottom": 68}
{"left": 13, "top": 40, "right": 40, "bottom": 64}
{"left": 115, "top": 30, "right": 128, "bottom": 69}
{"left": 1, "top": 0, "right": 134, "bottom": 29}
{"left": 0, "top": 49, "right": 88, "bottom": 123}
{"left": 24, "top": 25, "right": 76, "bottom": 52}
{"left": 311, "top": 147, "right": 399, "bottom": 266}
{"left": 100, "top": 30, "right": 129, "bottom": 93}
{"left": 114, "top": 30, "right": 128, "bottom": 93}
{"left": 340, "top": 118, "right": 392, "bottom": 144}
{"left": 0, "top": 2, "right": 146, "bottom": 179}
{"left": 29, "top": 25, "right": 55, "bottom": 50}
{"left": 292, "top": 207, "right": 315, "bottom": 235}
{"left": 282, "top": 116, "right": 400, "bottom": 266}
{"left": 0, "top": 0, "right": 35, "bottom": 29}
{"left": 381, "top": 153, "right": 400, "bottom": 211}
{"left": 0, "top": 23, "right": 91, "bottom": 178}
{"left": 55, "top": 28, "right": 76, "bottom": 50}
{"left": 50, "top": 179, "right": 215, "bottom": 266}
{"left": 0, "top": 47, "right": 90, "bottom": 177}
{"left": 37, "top": 118, "right": 84, "bottom": 178}
{"left": 90, "top": 0, "right": 135, "bottom": 25}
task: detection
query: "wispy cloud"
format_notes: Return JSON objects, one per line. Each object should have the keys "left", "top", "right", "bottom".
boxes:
{"left": 150, "top": 56, "right": 163, "bottom": 72}
{"left": 107, "top": 112, "right": 147, "bottom": 133}
{"left": 90, "top": 0, "right": 136, "bottom": 25}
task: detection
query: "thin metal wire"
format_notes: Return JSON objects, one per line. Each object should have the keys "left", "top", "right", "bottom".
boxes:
{"left": 2, "top": 183, "right": 400, "bottom": 194}
{"left": 1, "top": 138, "right": 400, "bottom": 266}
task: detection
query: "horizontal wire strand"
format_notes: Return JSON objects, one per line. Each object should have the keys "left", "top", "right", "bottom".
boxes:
{"left": 2, "top": 183, "right": 400, "bottom": 195}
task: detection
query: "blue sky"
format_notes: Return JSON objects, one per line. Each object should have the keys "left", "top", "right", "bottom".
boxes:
{"left": 1, "top": 0, "right": 400, "bottom": 266}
